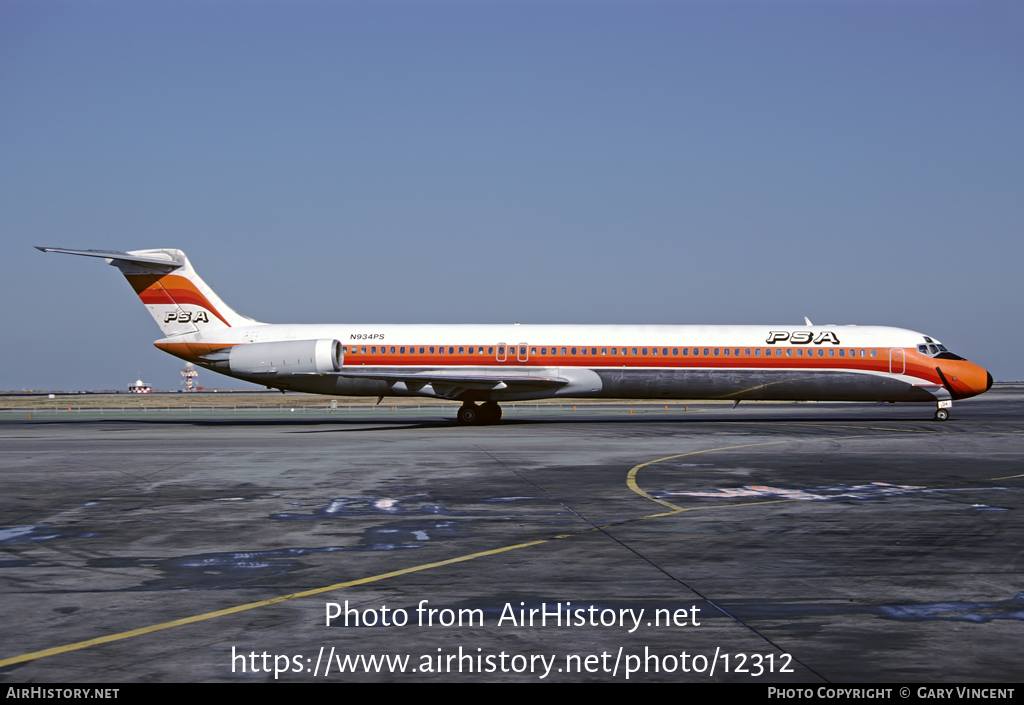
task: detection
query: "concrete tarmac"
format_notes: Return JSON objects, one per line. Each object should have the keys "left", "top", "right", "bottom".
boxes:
{"left": 1, "top": 391, "right": 1021, "bottom": 683}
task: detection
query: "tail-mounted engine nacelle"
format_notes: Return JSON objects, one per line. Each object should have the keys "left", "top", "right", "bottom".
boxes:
{"left": 226, "top": 339, "right": 343, "bottom": 376}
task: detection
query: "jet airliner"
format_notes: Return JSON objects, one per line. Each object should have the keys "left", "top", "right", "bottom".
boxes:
{"left": 38, "top": 247, "right": 992, "bottom": 424}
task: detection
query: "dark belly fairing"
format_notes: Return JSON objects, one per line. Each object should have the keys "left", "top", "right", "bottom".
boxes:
{"left": 595, "top": 368, "right": 937, "bottom": 403}
{"left": 231, "top": 366, "right": 938, "bottom": 404}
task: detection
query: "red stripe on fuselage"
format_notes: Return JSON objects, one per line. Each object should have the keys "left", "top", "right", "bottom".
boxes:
{"left": 341, "top": 345, "right": 936, "bottom": 378}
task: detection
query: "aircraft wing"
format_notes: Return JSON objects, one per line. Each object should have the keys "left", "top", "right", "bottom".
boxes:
{"left": 328, "top": 370, "right": 569, "bottom": 398}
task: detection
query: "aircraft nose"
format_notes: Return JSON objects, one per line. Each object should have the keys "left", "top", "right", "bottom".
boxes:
{"left": 937, "top": 360, "right": 992, "bottom": 400}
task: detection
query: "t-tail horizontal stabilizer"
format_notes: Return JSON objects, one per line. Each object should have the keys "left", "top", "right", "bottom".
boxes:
{"left": 35, "top": 247, "right": 184, "bottom": 270}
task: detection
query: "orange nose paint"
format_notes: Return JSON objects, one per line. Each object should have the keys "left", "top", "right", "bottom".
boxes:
{"left": 935, "top": 359, "right": 993, "bottom": 400}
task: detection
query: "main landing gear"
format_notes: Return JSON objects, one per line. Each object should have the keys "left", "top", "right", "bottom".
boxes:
{"left": 456, "top": 402, "right": 502, "bottom": 425}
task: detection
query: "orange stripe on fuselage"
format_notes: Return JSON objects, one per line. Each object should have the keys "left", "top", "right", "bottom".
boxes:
{"left": 343, "top": 345, "right": 899, "bottom": 374}
{"left": 125, "top": 274, "right": 231, "bottom": 327}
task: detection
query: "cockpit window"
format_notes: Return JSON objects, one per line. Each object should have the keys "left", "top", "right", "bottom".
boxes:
{"left": 918, "top": 342, "right": 965, "bottom": 361}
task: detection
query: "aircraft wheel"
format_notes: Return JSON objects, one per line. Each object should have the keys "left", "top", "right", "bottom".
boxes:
{"left": 457, "top": 403, "right": 480, "bottom": 425}
{"left": 934, "top": 408, "right": 950, "bottom": 422}
{"left": 480, "top": 402, "right": 502, "bottom": 424}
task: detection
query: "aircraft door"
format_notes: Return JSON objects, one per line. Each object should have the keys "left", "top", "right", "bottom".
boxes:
{"left": 889, "top": 348, "right": 905, "bottom": 375}
{"left": 517, "top": 343, "right": 529, "bottom": 363}
{"left": 496, "top": 343, "right": 507, "bottom": 362}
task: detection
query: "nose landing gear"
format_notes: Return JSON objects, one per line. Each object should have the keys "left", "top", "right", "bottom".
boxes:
{"left": 934, "top": 400, "right": 952, "bottom": 421}
{"left": 456, "top": 401, "right": 503, "bottom": 425}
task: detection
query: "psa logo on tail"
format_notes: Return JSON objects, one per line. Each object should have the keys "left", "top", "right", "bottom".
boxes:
{"left": 164, "top": 310, "right": 210, "bottom": 324}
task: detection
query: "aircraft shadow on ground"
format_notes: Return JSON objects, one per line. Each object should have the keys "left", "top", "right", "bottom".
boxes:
{"left": 3, "top": 411, "right": 955, "bottom": 434}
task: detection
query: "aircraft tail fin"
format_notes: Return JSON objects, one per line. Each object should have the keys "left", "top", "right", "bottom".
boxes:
{"left": 36, "top": 247, "right": 263, "bottom": 336}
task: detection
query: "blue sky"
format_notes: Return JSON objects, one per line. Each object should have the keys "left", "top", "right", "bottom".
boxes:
{"left": 2, "top": 0, "right": 1022, "bottom": 390}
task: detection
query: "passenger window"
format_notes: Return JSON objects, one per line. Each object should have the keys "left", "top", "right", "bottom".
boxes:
{"left": 828, "top": 349, "right": 835, "bottom": 357}
{"left": 776, "top": 349, "right": 783, "bottom": 356}
{"left": 498, "top": 347, "right": 504, "bottom": 355}
{"left": 371, "top": 346, "right": 377, "bottom": 354}
{"left": 591, "top": 348, "right": 597, "bottom": 355}
{"left": 458, "top": 347, "right": 464, "bottom": 354}
{"left": 714, "top": 348, "right": 720, "bottom": 356}
{"left": 611, "top": 348, "right": 617, "bottom": 355}
{"left": 839, "top": 349, "right": 845, "bottom": 357}
{"left": 468, "top": 347, "right": 474, "bottom": 354}
{"left": 541, "top": 347, "right": 547, "bottom": 355}
{"left": 672, "top": 348, "right": 678, "bottom": 356}
{"left": 562, "top": 347, "right": 568, "bottom": 355}
{"left": 745, "top": 348, "right": 751, "bottom": 356}
{"left": 817, "top": 349, "right": 824, "bottom": 357}
{"left": 429, "top": 347, "right": 435, "bottom": 354}
{"left": 642, "top": 348, "right": 648, "bottom": 356}
{"left": 632, "top": 348, "right": 639, "bottom": 356}
{"left": 601, "top": 348, "right": 607, "bottom": 355}
{"left": 448, "top": 347, "right": 454, "bottom": 354}
{"left": 754, "top": 349, "right": 760, "bottom": 357}
{"left": 651, "top": 348, "right": 658, "bottom": 356}
{"left": 723, "top": 348, "right": 730, "bottom": 356}
{"left": 488, "top": 347, "right": 494, "bottom": 354}
{"left": 704, "top": 348, "right": 710, "bottom": 356}
{"left": 580, "top": 347, "right": 586, "bottom": 355}
{"left": 531, "top": 347, "right": 537, "bottom": 354}
{"left": 361, "top": 346, "right": 366, "bottom": 354}
{"left": 786, "top": 348, "right": 792, "bottom": 357}
{"left": 870, "top": 349, "right": 876, "bottom": 357}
